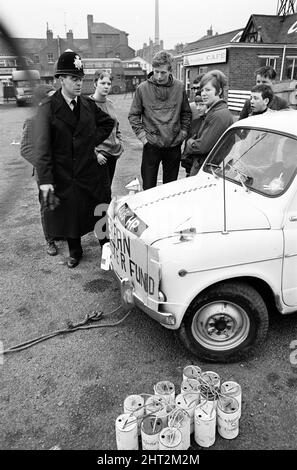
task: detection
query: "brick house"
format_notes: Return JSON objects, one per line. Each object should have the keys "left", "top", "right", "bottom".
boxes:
{"left": 0, "top": 14, "right": 135, "bottom": 83}
{"left": 173, "top": 14, "right": 297, "bottom": 111}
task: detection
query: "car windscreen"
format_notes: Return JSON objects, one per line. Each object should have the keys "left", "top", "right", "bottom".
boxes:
{"left": 204, "top": 127, "right": 297, "bottom": 197}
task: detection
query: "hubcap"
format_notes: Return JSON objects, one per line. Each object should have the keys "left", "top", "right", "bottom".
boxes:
{"left": 191, "top": 301, "right": 250, "bottom": 351}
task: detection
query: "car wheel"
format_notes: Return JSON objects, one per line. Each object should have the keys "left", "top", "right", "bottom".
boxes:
{"left": 177, "top": 281, "right": 269, "bottom": 363}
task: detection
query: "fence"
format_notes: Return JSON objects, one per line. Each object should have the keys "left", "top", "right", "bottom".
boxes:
{"left": 227, "top": 89, "right": 251, "bottom": 113}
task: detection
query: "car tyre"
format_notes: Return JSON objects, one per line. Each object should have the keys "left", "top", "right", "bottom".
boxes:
{"left": 177, "top": 281, "right": 269, "bottom": 363}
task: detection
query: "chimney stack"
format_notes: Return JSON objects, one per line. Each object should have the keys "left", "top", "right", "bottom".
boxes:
{"left": 207, "top": 25, "right": 213, "bottom": 37}
{"left": 47, "top": 28, "right": 53, "bottom": 41}
{"left": 67, "top": 30, "right": 74, "bottom": 47}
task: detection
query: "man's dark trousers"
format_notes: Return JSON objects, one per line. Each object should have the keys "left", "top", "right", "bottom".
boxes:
{"left": 67, "top": 238, "right": 83, "bottom": 259}
{"left": 141, "top": 142, "right": 181, "bottom": 190}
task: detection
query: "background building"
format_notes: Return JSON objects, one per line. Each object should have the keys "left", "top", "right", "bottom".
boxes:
{"left": 173, "top": 13, "right": 297, "bottom": 111}
{"left": 0, "top": 14, "right": 135, "bottom": 84}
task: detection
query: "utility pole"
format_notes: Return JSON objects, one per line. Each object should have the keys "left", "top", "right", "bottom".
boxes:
{"left": 155, "top": 0, "right": 160, "bottom": 46}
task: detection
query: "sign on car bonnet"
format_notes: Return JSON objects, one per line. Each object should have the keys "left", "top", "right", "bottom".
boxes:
{"left": 117, "top": 203, "right": 148, "bottom": 237}
{"left": 109, "top": 207, "right": 160, "bottom": 309}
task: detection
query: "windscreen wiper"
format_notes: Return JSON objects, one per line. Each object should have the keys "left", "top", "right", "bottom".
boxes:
{"left": 204, "top": 162, "right": 220, "bottom": 178}
{"left": 229, "top": 166, "right": 253, "bottom": 191}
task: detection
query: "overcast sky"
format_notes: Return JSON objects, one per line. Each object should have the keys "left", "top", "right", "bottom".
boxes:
{"left": 1, "top": 0, "right": 278, "bottom": 50}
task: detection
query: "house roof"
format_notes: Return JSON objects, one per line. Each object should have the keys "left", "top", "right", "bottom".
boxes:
{"left": 240, "top": 13, "right": 297, "bottom": 44}
{"left": 91, "top": 22, "right": 126, "bottom": 35}
{"left": 184, "top": 28, "right": 244, "bottom": 53}
{"left": 13, "top": 38, "right": 91, "bottom": 55}
{"left": 14, "top": 38, "right": 48, "bottom": 52}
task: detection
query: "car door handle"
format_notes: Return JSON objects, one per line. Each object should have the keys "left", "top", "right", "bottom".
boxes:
{"left": 289, "top": 215, "right": 297, "bottom": 222}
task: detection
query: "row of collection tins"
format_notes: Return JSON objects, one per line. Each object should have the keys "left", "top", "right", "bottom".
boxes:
{"left": 116, "top": 365, "right": 242, "bottom": 450}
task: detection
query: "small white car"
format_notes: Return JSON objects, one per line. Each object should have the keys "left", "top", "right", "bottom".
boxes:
{"left": 104, "top": 109, "right": 297, "bottom": 362}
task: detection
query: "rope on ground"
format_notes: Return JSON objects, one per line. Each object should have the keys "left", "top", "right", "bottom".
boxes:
{"left": 2, "top": 306, "right": 132, "bottom": 355}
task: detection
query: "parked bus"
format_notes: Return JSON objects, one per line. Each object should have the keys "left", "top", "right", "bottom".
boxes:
{"left": 81, "top": 57, "right": 126, "bottom": 95}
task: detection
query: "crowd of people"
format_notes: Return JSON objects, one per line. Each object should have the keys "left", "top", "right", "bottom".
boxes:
{"left": 20, "top": 49, "right": 290, "bottom": 268}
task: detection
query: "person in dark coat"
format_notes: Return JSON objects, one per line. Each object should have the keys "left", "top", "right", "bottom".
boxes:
{"left": 249, "top": 84, "right": 274, "bottom": 116}
{"left": 239, "top": 66, "right": 288, "bottom": 120}
{"left": 35, "top": 51, "right": 114, "bottom": 268}
{"left": 20, "top": 84, "right": 58, "bottom": 256}
{"left": 181, "top": 95, "right": 206, "bottom": 177}
{"left": 184, "top": 70, "right": 234, "bottom": 176}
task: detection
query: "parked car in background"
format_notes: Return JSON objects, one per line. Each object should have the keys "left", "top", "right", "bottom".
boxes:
{"left": 12, "top": 69, "right": 40, "bottom": 106}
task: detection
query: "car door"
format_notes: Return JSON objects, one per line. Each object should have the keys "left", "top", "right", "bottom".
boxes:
{"left": 282, "top": 189, "right": 297, "bottom": 307}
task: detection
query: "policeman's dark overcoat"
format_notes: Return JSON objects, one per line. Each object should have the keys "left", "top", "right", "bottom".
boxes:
{"left": 35, "top": 89, "right": 114, "bottom": 238}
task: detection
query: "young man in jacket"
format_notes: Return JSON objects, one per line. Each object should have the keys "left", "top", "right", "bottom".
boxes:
{"left": 128, "top": 51, "right": 192, "bottom": 190}
{"left": 249, "top": 84, "right": 274, "bottom": 116}
{"left": 239, "top": 66, "right": 288, "bottom": 120}
{"left": 35, "top": 51, "right": 114, "bottom": 268}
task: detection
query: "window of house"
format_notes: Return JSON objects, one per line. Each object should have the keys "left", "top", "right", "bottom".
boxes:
{"left": 0, "top": 60, "right": 6, "bottom": 67}
{"left": 285, "top": 57, "right": 297, "bottom": 80}
{"left": 245, "top": 25, "right": 258, "bottom": 43}
{"left": 258, "top": 56, "right": 278, "bottom": 70}
{"left": 47, "top": 53, "right": 54, "bottom": 64}
{"left": 7, "top": 59, "right": 16, "bottom": 67}
{"left": 33, "top": 55, "right": 40, "bottom": 64}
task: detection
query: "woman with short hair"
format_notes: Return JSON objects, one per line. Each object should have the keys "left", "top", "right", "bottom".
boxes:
{"left": 90, "top": 70, "right": 124, "bottom": 188}
{"left": 185, "top": 70, "right": 234, "bottom": 176}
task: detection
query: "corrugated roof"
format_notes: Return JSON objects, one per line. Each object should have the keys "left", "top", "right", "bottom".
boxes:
{"left": 184, "top": 28, "right": 244, "bottom": 53}
{"left": 240, "top": 14, "right": 297, "bottom": 44}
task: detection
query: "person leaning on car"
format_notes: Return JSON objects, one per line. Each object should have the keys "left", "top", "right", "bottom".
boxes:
{"left": 249, "top": 84, "right": 274, "bottom": 116}
{"left": 128, "top": 50, "right": 192, "bottom": 190}
{"left": 239, "top": 65, "right": 288, "bottom": 120}
{"left": 184, "top": 70, "right": 234, "bottom": 176}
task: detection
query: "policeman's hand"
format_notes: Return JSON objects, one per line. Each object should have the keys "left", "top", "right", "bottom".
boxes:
{"left": 139, "top": 136, "right": 148, "bottom": 147}
{"left": 181, "top": 130, "right": 188, "bottom": 141}
{"left": 47, "top": 188, "right": 60, "bottom": 210}
{"left": 96, "top": 152, "right": 107, "bottom": 165}
{"left": 40, "top": 184, "right": 54, "bottom": 201}
{"left": 186, "top": 138, "right": 195, "bottom": 147}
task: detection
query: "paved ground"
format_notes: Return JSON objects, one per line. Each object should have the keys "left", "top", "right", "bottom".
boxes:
{"left": 0, "top": 95, "right": 297, "bottom": 452}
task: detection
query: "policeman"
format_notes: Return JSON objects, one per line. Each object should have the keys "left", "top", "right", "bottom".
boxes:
{"left": 35, "top": 50, "right": 114, "bottom": 268}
